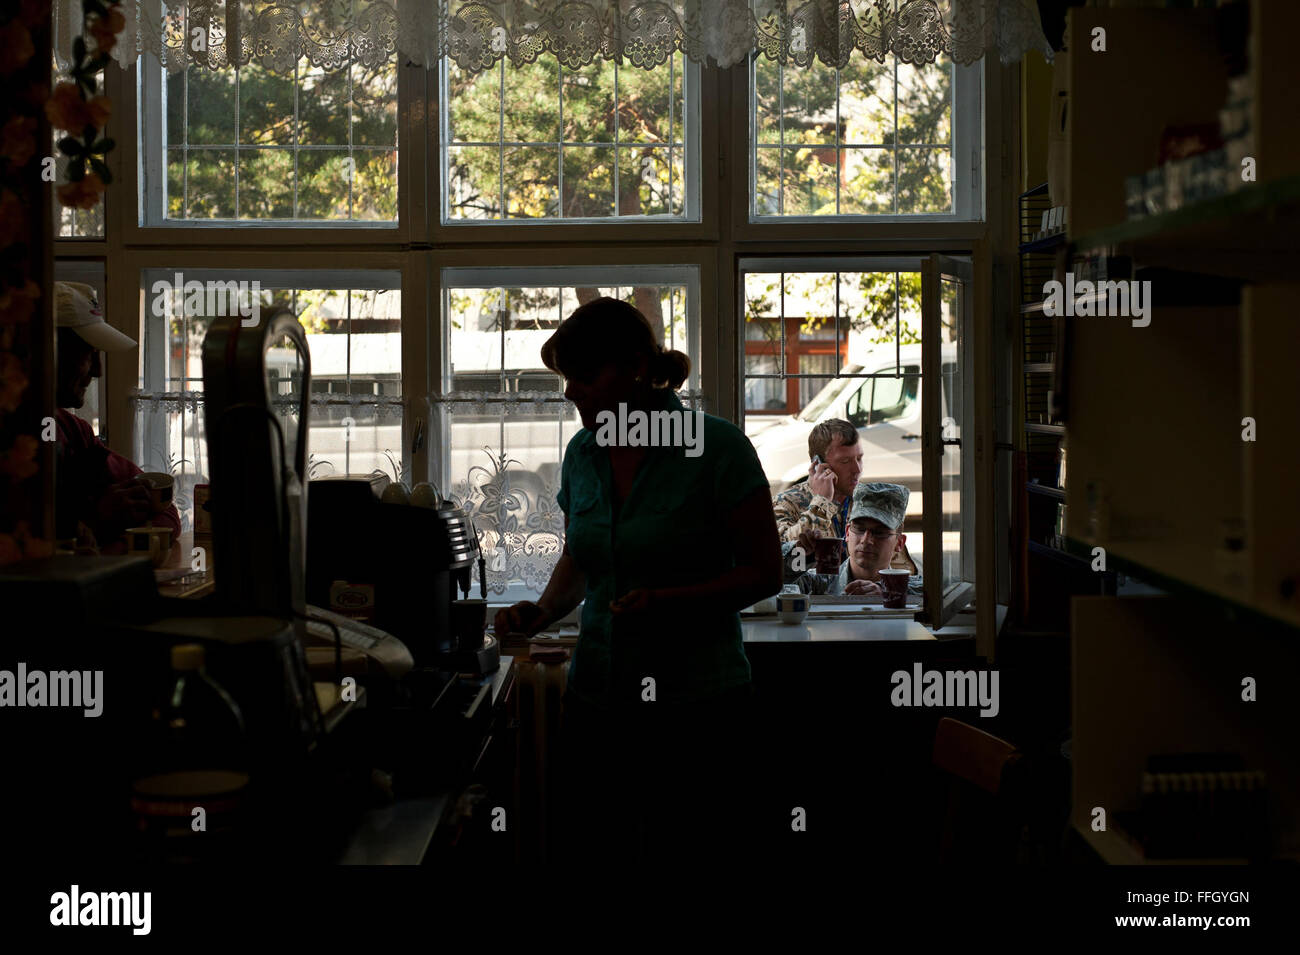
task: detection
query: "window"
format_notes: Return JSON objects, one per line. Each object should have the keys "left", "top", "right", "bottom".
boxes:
{"left": 440, "top": 266, "right": 698, "bottom": 599}
{"left": 742, "top": 257, "right": 942, "bottom": 572}
{"left": 133, "top": 269, "right": 403, "bottom": 532}
{"left": 443, "top": 55, "right": 699, "bottom": 222}
{"left": 101, "top": 45, "right": 995, "bottom": 618}
{"left": 751, "top": 54, "right": 982, "bottom": 219}
{"left": 139, "top": 56, "right": 398, "bottom": 224}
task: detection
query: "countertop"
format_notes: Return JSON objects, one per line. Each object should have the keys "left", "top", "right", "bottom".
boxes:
{"left": 742, "top": 610, "right": 935, "bottom": 643}
{"left": 337, "top": 655, "right": 514, "bottom": 866}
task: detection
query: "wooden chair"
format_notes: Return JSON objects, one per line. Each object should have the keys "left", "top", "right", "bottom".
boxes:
{"left": 931, "top": 717, "right": 1027, "bottom": 864}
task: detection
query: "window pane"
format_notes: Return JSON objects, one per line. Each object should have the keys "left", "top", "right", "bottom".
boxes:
{"left": 448, "top": 145, "right": 503, "bottom": 219}
{"left": 135, "top": 273, "right": 403, "bottom": 532}
{"left": 897, "top": 58, "right": 951, "bottom": 144}
{"left": 187, "top": 67, "right": 237, "bottom": 145}
{"left": 298, "top": 64, "right": 350, "bottom": 146}
{"left": 783, "top": 61, "right": 838, "bottom": 146}
{"left": 562, "top": 61, "right": 617, "bottom": 143}
{"left": 239, "top": 63, "right": 296, "bottom": 146}
{"left": 296, "top": 149, "right": 351, "bottom": 219}
{"left": 618, "top": 147, "right": 678, "bottom": 216}
{"left": 158, "top": 54, "right": 396, "bottom": 223}
{"left": 561, "top": 145, "right": 615, "bottom": 218}
{"left": 503, "top": 58, "right": 561, "bottom": 142}
{"left": 444, "top": 54, "right": 694, "bottom": 222}
{"left": 448, "top": 60, "right": 502, "bottom": 144}
{"left": 505, "top": 146, "right": 560, "bottom": 217}
{"left": 239, "top": 149, "right": 294, "bottom": 219}
{"left": 782, "top": 147, "right": 837, "bottom": 216}
{"left": 187, "top": 149, "right": 237, "bottom": 218}
{"left": 897, "top": 147, "right": 952, "bottom": 214}
{"left": 752, "top": 53, "right": 964, "bottom": 218}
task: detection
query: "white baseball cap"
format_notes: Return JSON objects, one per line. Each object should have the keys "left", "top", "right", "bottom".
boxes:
{"left": 55, "top": 281, "right": 136, "bottom": 351}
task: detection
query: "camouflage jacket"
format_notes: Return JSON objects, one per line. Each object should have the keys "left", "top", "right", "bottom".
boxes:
{"left": 772, "top": 480, "right": 848, "bottom": 544}
{"left": 774, "top": 480, "right": 918, "bottom": 581}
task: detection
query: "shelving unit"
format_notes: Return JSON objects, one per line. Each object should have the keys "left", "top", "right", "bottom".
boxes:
{"left": 1062, "top": 3, "right": 1299, "bottom": 865}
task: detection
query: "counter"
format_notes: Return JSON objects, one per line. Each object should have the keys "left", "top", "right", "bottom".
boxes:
{"left": 337, "top": 656, "right": 515, "bottom": 865}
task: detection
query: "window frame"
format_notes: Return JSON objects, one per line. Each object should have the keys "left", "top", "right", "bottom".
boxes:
{"left": 129, "top": 54, "right": 419, "bottom": 246}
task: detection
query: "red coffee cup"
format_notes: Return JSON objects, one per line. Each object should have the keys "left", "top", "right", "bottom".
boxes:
{"left": 813, "top": 537, "right": 844, "bottom": 573}
{"left": 878, "top": 569, "right": 910, "bottom": 608}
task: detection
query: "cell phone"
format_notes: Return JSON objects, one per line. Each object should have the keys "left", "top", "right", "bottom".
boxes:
{"left": 811, "top": 454, "right": 822, "bottom": 467}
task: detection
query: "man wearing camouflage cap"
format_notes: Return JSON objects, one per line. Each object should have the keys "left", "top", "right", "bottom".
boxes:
{"left": 792, "top": 482, "right": 923, "bottom": 597}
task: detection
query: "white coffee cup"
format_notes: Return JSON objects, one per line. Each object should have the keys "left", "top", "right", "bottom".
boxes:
{"left": 775, "top": 591, "right": 809, "bottom": 625}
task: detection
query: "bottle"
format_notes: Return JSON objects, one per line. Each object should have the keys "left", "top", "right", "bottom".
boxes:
{"left": 130, "top": 643, "right": 250, "bottom": 862}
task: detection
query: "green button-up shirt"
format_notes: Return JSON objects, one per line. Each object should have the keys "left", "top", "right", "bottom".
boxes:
{"left": 556, "top": 389, "right": 771, "bottom": 707}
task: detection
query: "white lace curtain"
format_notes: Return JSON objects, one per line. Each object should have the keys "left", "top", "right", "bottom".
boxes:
{"left": 55, "top": 1, "right": 1052, "bottom": 76}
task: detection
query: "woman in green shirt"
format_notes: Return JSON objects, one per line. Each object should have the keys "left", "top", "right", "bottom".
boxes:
{"left": 494, "top": 297, "right": 783, "bottom": 869}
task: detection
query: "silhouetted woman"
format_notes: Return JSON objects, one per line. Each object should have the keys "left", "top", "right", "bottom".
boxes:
{"left": 495, "top": 297, "right": 782, "bottom": 870}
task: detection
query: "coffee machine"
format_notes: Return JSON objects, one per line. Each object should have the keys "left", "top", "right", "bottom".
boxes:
{"left": 306, "top": 476, "right": 499, "bottom": 673}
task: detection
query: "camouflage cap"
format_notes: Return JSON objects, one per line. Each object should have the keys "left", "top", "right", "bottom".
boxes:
{"left": 848, "top": 482, "right": 909, "bottom": 530}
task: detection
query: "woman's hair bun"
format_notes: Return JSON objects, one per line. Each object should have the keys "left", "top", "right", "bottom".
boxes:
{"left": 650, "top": 348, "right": 691, "bottom": 389}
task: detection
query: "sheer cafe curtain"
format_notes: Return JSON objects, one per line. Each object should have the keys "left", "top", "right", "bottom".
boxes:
{"left": 55, "top": 1, "right": 1053, "bottom": 77}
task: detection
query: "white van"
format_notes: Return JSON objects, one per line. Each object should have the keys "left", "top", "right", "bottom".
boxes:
{"left": 747, "top": 343, "right": 956, "bottom": 517}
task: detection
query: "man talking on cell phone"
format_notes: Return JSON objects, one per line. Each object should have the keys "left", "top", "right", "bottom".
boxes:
{"left": 772, "top": 418, "right": 916, "bottom": 580}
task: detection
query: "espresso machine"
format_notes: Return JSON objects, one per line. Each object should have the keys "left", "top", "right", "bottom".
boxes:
{"left": 305, "top": 475, "right": 500, "bottom": 674}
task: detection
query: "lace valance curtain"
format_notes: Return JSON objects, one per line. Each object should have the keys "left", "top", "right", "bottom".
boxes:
{"left": 55, "top": 1, "right": 1053, "bottom": 76}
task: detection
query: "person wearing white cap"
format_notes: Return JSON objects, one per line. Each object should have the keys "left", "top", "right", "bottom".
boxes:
{"left": 53, "top": 281, "right": 181, "bottom": 553}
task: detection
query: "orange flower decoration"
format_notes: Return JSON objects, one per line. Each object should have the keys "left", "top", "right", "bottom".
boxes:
{"left": 0, "top": 115, "right": 37, "bottom": 171}
{"left": 0, "top": 21, "right": 36, "bottom": 76}
{"left": 0, "top": 435, "right": 39, "bottom": 482}
{"left": 57, "top": 173, "right": 106, "bottom": 210}
{"left": 45, "top": 82, "right": 90, "bottom": 132}
{"left": 90, "top": 9, "right": 127, "bottom": 53}
{"left": 88, "top": 95, "right": 113, "bottom": 128}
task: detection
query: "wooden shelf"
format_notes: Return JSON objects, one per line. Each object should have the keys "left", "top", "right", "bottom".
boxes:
{"left": 1026, "top": 482, "right": 1065, "bottom": 501}
{"left": 1071, "top": 175, "right": 1300, "bottom": 282}
{"left": 1019, "top": 233, "right": 1066, "bottom": 255}
{"left": 1023, "top": 422, "right": 1064, "bottom": 435}
{"left": 1023, "top": 362, "right": 1054, "bottom": 374}
{"left": 1063, "top": 536, "right": 1298, "bottom": 632}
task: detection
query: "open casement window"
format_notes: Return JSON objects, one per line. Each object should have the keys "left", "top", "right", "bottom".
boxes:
{"left": 922, "top": 253, "right": 975, "bottom": 628}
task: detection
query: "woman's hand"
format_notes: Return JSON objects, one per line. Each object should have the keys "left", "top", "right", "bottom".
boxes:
{"left": 493, "top": 601, "right": 551, "bottom": 637}
{"left": 609, "top": 588, "right": 655, "bottom": 616}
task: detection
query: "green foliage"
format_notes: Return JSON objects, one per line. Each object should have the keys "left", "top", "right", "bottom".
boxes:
{"left": 169, "top": 59, "right": 397, "bottom": 220}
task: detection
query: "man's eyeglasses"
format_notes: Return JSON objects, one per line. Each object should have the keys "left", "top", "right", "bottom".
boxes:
{"left": 847, "top": 525, "right": 896, "bottom": 541}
